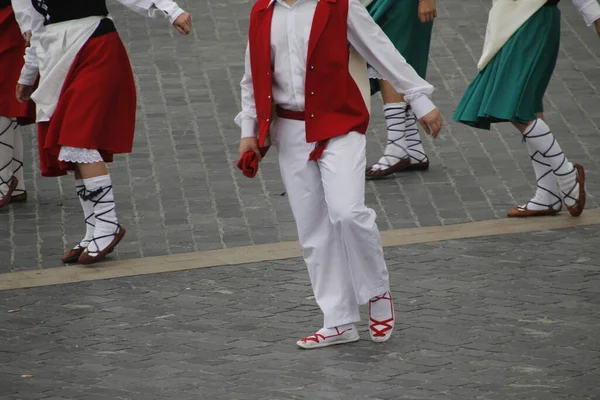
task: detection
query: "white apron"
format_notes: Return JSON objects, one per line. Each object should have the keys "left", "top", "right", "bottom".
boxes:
{"left": 478, "top": 0, "right": 547, "bottom": 71}
{"left": 32, "top": 16, "right": 104, "bottom": 122}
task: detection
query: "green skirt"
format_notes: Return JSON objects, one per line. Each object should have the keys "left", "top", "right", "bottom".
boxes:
{"left": 367, "top": 0, "right": 433, "bottom": 94}
{"left": 452, "top": 6, "right": 560, "bottom": 130}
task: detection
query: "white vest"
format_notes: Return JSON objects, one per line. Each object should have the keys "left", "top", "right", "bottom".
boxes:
{"left": 478, "top": 0, "right": 547, "bottom": 71}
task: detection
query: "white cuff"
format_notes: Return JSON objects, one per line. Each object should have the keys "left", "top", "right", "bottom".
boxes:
{"left": 152, "top": 0, "right": 186, "bottom": 24}
{"left": 407, "top": 94, "right": 436, "bottom": 120}
{"left": 580, "top": 1, "right": 600, "bottom": 25}
{"left": 240, "top": 118, "right": 258, "bottom": 138}
{"left": 18, "top": 65, "right": 38, "bottom": 86}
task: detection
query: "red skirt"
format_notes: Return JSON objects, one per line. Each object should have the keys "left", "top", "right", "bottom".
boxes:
{"left": 0, "top": 7, "right": 35, "bottom": 124}
{"left": 38, "top": 30, "right": 137, "bottom": 177}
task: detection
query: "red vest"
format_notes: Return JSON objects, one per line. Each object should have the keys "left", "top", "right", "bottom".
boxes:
{"left": 249, "top": 0, "right": 369, "bottom": 147}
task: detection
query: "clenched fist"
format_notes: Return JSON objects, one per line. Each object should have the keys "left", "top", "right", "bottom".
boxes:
{"left": 418, "top": 0, "right": 437, "bottom": 24}
{"left": 418, "top": 108, "right": 443, "bottom": 138}
{"left": 173, "top": 12, "right": 192, "bottom": 35}
{"left": 239, "top": 137, "right": 262, "bottom": 160}
{"left": 16, "top": 83, "right": 34, "bottom": 103}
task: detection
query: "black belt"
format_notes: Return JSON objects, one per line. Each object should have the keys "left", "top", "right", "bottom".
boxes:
{"left": 544, "top": 0, "right": 560, "bottom": 6}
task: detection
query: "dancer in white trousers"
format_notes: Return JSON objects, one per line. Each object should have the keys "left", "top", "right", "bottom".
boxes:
{"left": 236, "top": 0, "right": 442, "bottom": 349}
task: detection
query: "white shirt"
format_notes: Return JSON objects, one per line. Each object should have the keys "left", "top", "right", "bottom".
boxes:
{"left": 235, "top": 0, "right": 436, "bottom": 139}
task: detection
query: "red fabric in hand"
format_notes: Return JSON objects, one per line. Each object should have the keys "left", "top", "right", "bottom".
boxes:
{"left": 237, "top": 147, "right": 270, "bottom": 178}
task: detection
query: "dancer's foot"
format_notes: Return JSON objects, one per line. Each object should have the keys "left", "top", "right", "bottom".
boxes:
{"left": 369, "top": 291, "right": 395, "bottom": 343}
{"left": 10, "top": 191, "right": 27, "bottom": 203}
{"left": 78, "top": 225, "right": 126, "bottom": 265}
{"left": 563, "top": 163, "right": 585, "bottom": 217}
{"left": 61, "top": 244, "right": 87, "bottom": 264}
{"left": 296, "top": 324, "right": 360, "bottom": 349}
{"left": 0, "top": 176, "right": 18, "bottom": 209}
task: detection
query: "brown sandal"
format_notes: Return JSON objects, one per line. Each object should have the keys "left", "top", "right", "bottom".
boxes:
{"left": 78, "top": 225, "right": 126, "bottom": 265}
{"left": 61, "top": 245, "right": 86, "bottom": 264}
{"left": 565, "top": 163, "right": 586, "bottom": 217}
{"left": 507, "top": 205, "right": 560, "bottom": 218}
{"left": 10, "top": 191, "right": 27, "bottom": 203}
{"left": 0, "top": 176, "right": 18, "bottom": 209}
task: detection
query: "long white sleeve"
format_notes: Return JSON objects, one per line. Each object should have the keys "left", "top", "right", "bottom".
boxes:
{"left": 114, "top": 0, "right": 186, "bottom": 24}
{"left": 572, "top": 0, "right": 600, "bottom": 25}
{"left": 11, "top": 0, "right": 34, "bottom": 33}
{"left": 234, "top": 43, "right": 259, "bottom": 139}
{"left": 14, "top": 0, "right": 45, "bottom": 85}
{"left": 346, "top": 0, "right": 436, "bottom": 119}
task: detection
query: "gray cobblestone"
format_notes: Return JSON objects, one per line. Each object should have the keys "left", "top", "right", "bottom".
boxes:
{"left": 1, "top": 226, "right": 600, "bottom": 398}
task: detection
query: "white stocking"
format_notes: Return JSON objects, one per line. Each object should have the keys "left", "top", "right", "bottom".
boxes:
{"left": 12, "top": 126, "right": 25, "bottom": 194}
{"left": 83, "top": 174, "right": 120, "bottom": 256}
{"left": 75, "top": 179, "right": 96, "bottom": 249}
{"left": 523, "top": 119, "right": 578, "bottom": 207}
{"left": 405, "top": 108, "right": 428, "bottom": 164}
{"left": 520, "top": 139, "right": 561, "bottom": 211}
{"left": 0, "top": 117, "right": 17, "bottom": 199}
{"left": 371, "top": 103, "right": 409, "bottom": 171}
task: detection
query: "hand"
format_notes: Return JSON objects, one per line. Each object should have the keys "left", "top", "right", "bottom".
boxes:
{"left": 418, "top": 108, "right": 443, "bottom": 138}
{"left": 173, "top": 12, "right": 192, "bottom": 35}
{"left": 23, "top": 31, "right": 32, "bottom": 47}
{"left": 16, "top": 83, "right": 34, "bottom": 103}
{"left": 595, "top": 19, "right": 600, "bottom": 37}
{"left": 239, "top": 137, "right": 262, "bottom": 161}
{"left": 418, "top": 0, "right": 437, "bottom": 24}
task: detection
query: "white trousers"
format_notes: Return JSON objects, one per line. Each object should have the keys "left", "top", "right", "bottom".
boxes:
{"left": 273, "top": 118, "right": 390, "bottom": 328}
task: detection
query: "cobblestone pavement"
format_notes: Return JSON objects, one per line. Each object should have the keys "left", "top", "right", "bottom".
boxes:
{"left": 2, "top": 0, "right": 600, "bottom": 269}
{"left": 1, "top": 225, "right": 599, "bottom": 399}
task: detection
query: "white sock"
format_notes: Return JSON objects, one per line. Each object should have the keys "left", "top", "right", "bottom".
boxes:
{"left": 83, "top": 174, "right": 120, "bottom": 255}
{"left": 12, "top": 127, "right": 25, "bottom": 193}
{"left": 522, "top": 140, "right": 561, "bottom": 211}
{"left": 75, "top": 179, "right": 95, "bottom": 248}
{"left": 405, "top": 108, "right": 428, "bottom": 164}
{"left": 371, "top": 103, "right": 409, "bottom": 171}
{"left": 369, "top": 291, "right": 394, "bottom": 322}
{"left": 523, "top": 119, "right": 578, "bottom": 207}
{"left": 0, "top": 117, "right": 16, "bottom": 198}
{"left": 318, "top": 324, "right": 356, "bottom": 336}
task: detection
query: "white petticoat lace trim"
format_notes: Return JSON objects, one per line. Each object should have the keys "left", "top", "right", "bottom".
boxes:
{"left": 368, "top": 66, "right": 383, "bottom": 80}
{"left": 58, "top": 146, "right": 103, "bottom": 163}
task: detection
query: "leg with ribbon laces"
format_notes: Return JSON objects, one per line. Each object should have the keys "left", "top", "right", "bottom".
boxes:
{"left": 61, "top": 179, "right": 96, "bottom": 263}
{"left": 78, "top": 174, "right": 126, "bottom": 265}
{"left": 508, "top": 137, "right": 562, "bottom": 217}
{"left": 0, "top": 117, "right": 18, "bottom": 208}
{"left": 369, "top": 291, "right": 395, "bottom": 343}
{"left": 296, "top": 324, "right": 360, "bottom": 350}
{"left": 520, "top": 119, "right": 585, "bottom": 217}
{"left": 10, "top": 125, "right": 26, "bottom": 203}
{"left": 404, "top": 107, "right": 430, "bottom": 170}
{"left": 366, "top": 103, "right": 411, "bottom": 178}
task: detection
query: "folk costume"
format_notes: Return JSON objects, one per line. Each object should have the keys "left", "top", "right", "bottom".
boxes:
{"left": 0, "top": 0, "right": 35, "bottom": 208}
{"left": 363, "top": 0, "right": 434, "bottom": 178}
{"left": 236, "top": 0, "right": 438, "bottom": 349}
{"left": 453, "top": 0, "right": 600, "bottom": 218}
{"left": 16, "top": 0, "right": 188, "bottom": 264}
